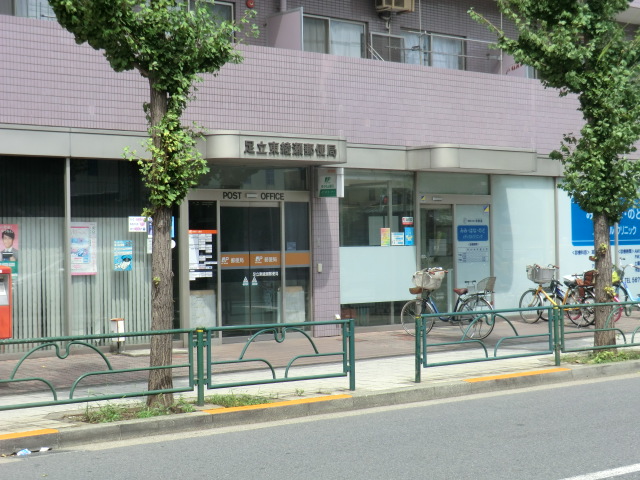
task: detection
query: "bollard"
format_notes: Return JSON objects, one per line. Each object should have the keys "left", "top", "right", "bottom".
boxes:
{"left": 110, "top": 318, "right": 125, "bottom": 353}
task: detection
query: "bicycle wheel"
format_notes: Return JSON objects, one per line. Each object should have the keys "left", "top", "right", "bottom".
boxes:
{"left": 539, "top": 290, "right": 560, "bottom": 321}
{"left": 458, "top": 296, "right": 494, "bottom": 339}
{"left": 564, "top": 288, "right": 585, "bottom": 325}
{"left": 400, "top": 299, "right": 436, "bottom": 336}
{"left": 519, "top": 289, "right": 542, "bottom": 323}
{"left": 616, "top": 285, "right": 632, "bottom": 317}
{"left": 611, "top": 299, "right": 623, "bottom": 323}
{"left": 401, "top": 299, "right": 420, "bottom": 336}
{"left": 579, "top": 291, "right": 596, "bottom": 326}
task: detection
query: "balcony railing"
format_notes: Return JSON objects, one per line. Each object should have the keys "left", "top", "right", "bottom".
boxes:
{"left": 369, "top": 32, "right": 537, "bottom": 78}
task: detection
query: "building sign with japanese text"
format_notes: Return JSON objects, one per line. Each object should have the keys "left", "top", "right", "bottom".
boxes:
{"left": 204, "top": 132, "right": 346, "bottom": 166}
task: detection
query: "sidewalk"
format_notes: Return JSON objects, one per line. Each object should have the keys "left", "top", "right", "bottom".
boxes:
{"left": 0, "top": 323, "right": 638, "bottom": 455}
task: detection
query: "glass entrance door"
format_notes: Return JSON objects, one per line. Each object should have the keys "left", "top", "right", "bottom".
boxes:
{"left": 420, "top": 203, "right": 492, "bottom": 313}
{"left": 220, "top": 205, "right": 281, "bottom": 326}
{"left": 421, "top": 205, "right": 454, "bottom": 312}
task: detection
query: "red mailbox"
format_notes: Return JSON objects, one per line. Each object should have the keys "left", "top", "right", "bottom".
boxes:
{"left": 0, "top": 266, "right": 12, "bottom": 339}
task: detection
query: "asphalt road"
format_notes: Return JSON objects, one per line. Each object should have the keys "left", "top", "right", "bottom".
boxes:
{"left": 4, "top": 375, "right": 640, "bottom": 480}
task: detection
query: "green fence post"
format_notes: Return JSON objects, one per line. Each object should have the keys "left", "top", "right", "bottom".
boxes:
{"left": 415, "top": 316, "right": 422, "bottom": 383}
{"left": 552, "top": 307, "right": 561, "bottom": 366}
{"left": 348, "top": 319, "right": 356, "bottom": 391}
{"left": 195, "top": 329, "right": 205, "bottom": 406}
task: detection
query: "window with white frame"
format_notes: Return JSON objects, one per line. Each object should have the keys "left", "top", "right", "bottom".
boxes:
{"left": 399, "top": 31, "right": 465, "bottom": 70}
{"left": 303, "top": 16, "right": 365, "bottom": 59}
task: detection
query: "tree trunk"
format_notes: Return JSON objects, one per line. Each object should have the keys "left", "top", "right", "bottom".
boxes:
{"left": 592, "top": 212, "right": 616, "bottom": 348}
{"left": 147, "top": 83, "right": 174, "bottom": 408}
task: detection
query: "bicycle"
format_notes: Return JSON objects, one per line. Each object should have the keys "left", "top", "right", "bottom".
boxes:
{"left": 400, "top": 268, "right": 495, "bottom": 339}
{"left": 613, "top": 263, "right": 640, "bottom": 316}
{"left": 518, "top": 265, "right": 594, "bottom": 326}
{"left": 571, "top": 269, "right": 624, "bottom": 326}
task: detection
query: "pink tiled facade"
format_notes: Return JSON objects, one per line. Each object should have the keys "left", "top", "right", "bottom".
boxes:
{"left": 2, "top": 0, "right": 637, "bottom": 335}
{"left": 1, "top": 12, "right": 582, "bottom": 154}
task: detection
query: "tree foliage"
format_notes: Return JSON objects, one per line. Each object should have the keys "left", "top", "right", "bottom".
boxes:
{"left": 470, "top": 1, "right": 640, "bottom": 345}
{"left": 51, "top": 0, "right": 255, "bottom": 213}
{"left": 50, "top": 0, "right": 256, "bottom": 406}
{"left": 470, "top": 0, "right": 640, "bottom": 222}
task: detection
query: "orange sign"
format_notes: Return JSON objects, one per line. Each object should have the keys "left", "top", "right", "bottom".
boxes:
{"left": 220, "top": 251, "right": 310, "bottom": 268}
{"left": 251, "top": 253, "right": 281, "bottom": 267}
{"left": 220, "top": 253, "right": 250, "bottom": 268}
{"left": 285, "top": 252, "right": 310, "bottom": 266}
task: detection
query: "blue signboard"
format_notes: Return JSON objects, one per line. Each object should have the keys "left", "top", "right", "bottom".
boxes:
{"left": 457, "top": 225, "right": 488, "bottom": 242}
{"left": 571, "top": 202, "right": 640, "bottom": 246}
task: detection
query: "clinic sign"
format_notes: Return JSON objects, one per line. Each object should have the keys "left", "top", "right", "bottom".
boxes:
{"left": 571, "top": 202, "right": 640, "bottom": 246}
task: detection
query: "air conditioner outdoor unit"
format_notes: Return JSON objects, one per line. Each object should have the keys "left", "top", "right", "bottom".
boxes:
{"left": 375, "top": 0, "right": 415, "bottom": 13}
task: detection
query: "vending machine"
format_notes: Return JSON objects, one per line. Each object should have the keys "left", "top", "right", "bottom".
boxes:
{"left": 0, "top": 266, "right": 12, "bottom": 339}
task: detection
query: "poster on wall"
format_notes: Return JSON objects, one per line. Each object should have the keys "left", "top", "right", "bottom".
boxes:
{"left": 114, "top": 240, "right": 133, "bottom": 271}
{"left": 455, "top": 205, "right": 491, "bottom": 284}
{"left": 380, "top": 228, "right": 391, "bottom": 246}
{"left": 70, "top": 222, "right": 98, "bottom": 276}
{"left": 188, "top": 229, "right": 217, "bottom": 281}
{"left": 0, "top": 223, "right": 19, "bottom": 274}
{"left": 391, "top": 232, "right": 405, "bottom": 245}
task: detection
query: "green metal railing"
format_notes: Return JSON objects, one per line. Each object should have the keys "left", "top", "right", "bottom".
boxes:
{"left": 0, "top": 319, "right": 355, "bottom": 411}
{"left": 414, "top": 302, "right": 640, "bottom": 383}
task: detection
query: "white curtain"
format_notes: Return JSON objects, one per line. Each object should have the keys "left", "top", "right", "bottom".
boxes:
{"left": 400, "top": 32, "right": 424, "bottom": 65}
{"left": 330, "top": 20, "right": 363, "bottom": 58}
{"left": 431, "top": 36, "right": 464, "bottom": 70}
{"left": 14, "top": 0, "right": 55, "bottom": 20}
{"left": 303, "top": 17, "right": 328, "bottom": 54}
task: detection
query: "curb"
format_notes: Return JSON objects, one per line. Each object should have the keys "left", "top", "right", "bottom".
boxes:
{"left": 2, "top": 360, "right": 640, "bottom": 454}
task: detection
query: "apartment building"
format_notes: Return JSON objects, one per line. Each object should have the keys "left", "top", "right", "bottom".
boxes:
{"left": 2, "top": 0, "right": 640, "bottom": 340}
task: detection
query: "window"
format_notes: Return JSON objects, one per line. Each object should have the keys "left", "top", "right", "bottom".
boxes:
{"left": 370, "top": 33, "right": 404, "bottom": 62}
{"left": 303, "top": 16, "right": 365, "bottom": 58}
{"left": 189, "top": 0, "right": 233, "bottom": 23}
{"left": 340, "top": 170, "right": 414, "bottom": 247}
{"left": 10, "top": 0, "right": 56, "bottom": 20}
{"left": 399, "top": 31, "right": 465, "bottom": 70}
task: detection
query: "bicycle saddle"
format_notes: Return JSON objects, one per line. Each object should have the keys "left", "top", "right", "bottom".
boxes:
{"left": 453, "top": 288, "right": 468, "bottom": 295}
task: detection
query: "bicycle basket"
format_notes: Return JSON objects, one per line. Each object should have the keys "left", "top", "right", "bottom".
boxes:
{"left": 582, "top": 269, "right": 597, "bottom": 286}
{"left": 526, "top": 265, "right": 555, "bottom": 284}
{"left": 476, "top": 276, "right": 496, "bottom": 293}
{"left": 412, "top": 268, "right": 445, "bottom": 291}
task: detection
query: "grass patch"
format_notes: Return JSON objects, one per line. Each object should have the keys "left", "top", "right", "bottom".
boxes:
{"left": 204, "top": 393, "right": 274, "bottom": 408}
{"left": 68, "top": 393, "right": 278, "bottom": 424}
{"left": 73, "top": 397, "right": 195, "bottom": 423}
{"left": 563, "top": 350, "right": 640, "bottom": 365}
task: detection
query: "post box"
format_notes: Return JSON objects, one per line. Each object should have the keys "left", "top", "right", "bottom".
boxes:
{"left": 0, "top": 266, "right": 12, "bottom": 339}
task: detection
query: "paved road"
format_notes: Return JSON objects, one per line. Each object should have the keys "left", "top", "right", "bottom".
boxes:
{"left": 4, "top": 374, "right": 640, "bottom": 480}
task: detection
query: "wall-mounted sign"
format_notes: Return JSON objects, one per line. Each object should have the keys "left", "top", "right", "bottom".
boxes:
{"left": 316, "top": 167, "right": 344, "bottom": 198}
{"left": 128, "top": 216, "right": 147, "bottom": 233}
{"left": 244, "top": 140, "right": 338, "bottom": 158}
{"left": 205, "top": 132, "right": 347, "bottom": 166}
